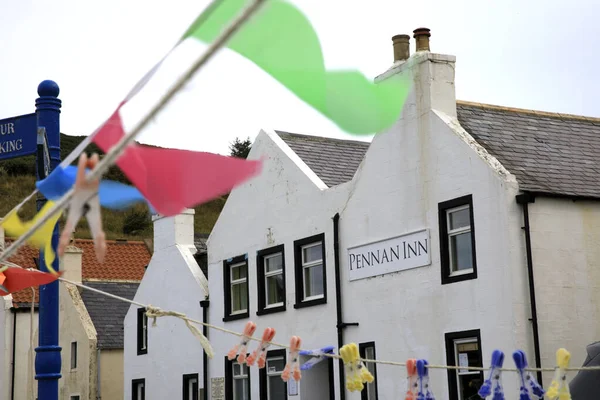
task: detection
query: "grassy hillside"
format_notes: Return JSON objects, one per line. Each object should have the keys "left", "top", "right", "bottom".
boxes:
{"left": 0, "top": 134, "right": 226, "bottom": 240}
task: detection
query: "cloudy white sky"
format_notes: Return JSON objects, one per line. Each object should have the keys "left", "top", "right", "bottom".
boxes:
{"left": 0, "top": 0, "right": 597, "bottom": 156}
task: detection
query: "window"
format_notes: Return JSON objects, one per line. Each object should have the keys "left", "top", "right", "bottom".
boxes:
{"left": 223, "top": 255, "right": 250, "bottom": 321}
{"left": 439, "top": 195, "right": 477, "bottom": 284}
{"left": 225, "top": 357, "right": 251, "bottom": 400}
{"left": 260, "top": 349, "right": 287, "bottom": 400}
{"left": 444, "top": 330, "right": 483, "bottom": 400}
{"left": 70, "top": 396, "right": 80, "bottom": 400}
{"left": 359, "top": 342, "right": 378, "bottom": 400}
{"left": 137, "top": 308, "right": 148, "bottom": 355}
{"left": 183, "top": 373, "right": 199, "bottom": 400}
{"left": 70, "top": 341, "right": 77, "bottom": 370}
{"left": 293, "top": 233, "right": 327, "bottom": 308}
{"left": 132, "top": 378, "right": 146, "bottom": 400}
{"left": 256, "top": 245, "right": 286, "bottom": 315}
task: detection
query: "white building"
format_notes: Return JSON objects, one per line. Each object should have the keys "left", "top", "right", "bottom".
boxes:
{"left": 124, "top": 209, "right": 209, "bottom": 400}
{"left": 203, "top": 28, "right": 600, "bottom": 400}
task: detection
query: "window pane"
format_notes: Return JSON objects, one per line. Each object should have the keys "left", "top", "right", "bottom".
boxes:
{"left": 233, "top": 363, "right": 241, "bottom": 376}
{"left": 234, "top": 379, "right": 245, "bottom": 400}
{"left": 450, "top": 232, "right": 473, "bottom": 272}
{"left": 266, "top": 274, "right": 285, "bottom": 305}
{"left": 268, "top": 375, "right": 286, "bottom": 399}
{"left": 302, "top": 244, "right": 322, "bottom": 264}
{"left": 449, "top": 208, "right": 470, "bottom": 230}
{"left": 267, "top": 358, "right": 286, "bottom": 373}
{"left": 265, "top": 254, "right": 282, "bottom": 273}
{"left": 232, "top": 264, "right": 247, "bottom": 280}
{"left": 304, "top": 264, "right": 323, "bottom": 298}
{"left": 231, "top": 282, "right": 248, "bottom": 312}
{"left": 364, "top": 347, "right": 376, "bottom": 400}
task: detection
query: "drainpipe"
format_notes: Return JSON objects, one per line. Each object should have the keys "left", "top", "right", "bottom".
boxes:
{"left": 332, "top": 213, "right": 359, "bottom": 400}
{"left": 97, "top": 349, "right": 101, "bottom": 400}
{"left": 11, "top": 308, "right": 17, "bottom": 400}
{"left": 200, "top": 299, "right": 210, "bottom": 400}
{"left": 516, "top": 192, "right": 543, "bottom": 385}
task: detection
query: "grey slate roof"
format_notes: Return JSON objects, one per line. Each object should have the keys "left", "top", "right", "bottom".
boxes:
{"left": 276, "top": 131, "right": 370, "bottom": 187}
{"left": 194, "top": 233, "right": 208, "bottom": 254}
{"left": 80, "top": 281, "right": 140, "bottom": 350}
{"left": 457, "top": 101, "right": 600, "bottom": 198}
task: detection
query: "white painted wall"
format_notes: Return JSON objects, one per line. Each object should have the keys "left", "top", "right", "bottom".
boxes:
{"left": 206, "top": 129, "right": 351, "bottom": 400}
{"left": 124, "top": 209, "right": 208, "bottom": 399}
{"left": 528, "top": 197, "right": 600, "bottom": 384}
{"left": 338, "top": 51, "right": 531, "bottom": 400}
{"left": 1, "top": 295, "right": 13, "bottom": 400}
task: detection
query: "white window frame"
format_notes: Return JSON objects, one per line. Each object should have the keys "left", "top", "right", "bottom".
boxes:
{"left": 141, "top": 313, "right": 148, "bottom": 351}
{"left": 266, "top": 355, "right": 286, "bottom": 400}
{"left": 301, "top": 242, "right": 324, "bottom": 301}
{"left": 446, "top": 204, "right": 473, "bottom": 276}
{"left": 233, "top": 362, "right": 250, "bottom": 400}
{"left": 185, "top": 376, "right": 198, "bottom": 400}
{"left": 453, "top": 337, "right": 480, "bottom": 400}
{"left": 230, "top": 262, "right": 248, "bottom": 315}
{"left": 264, "top": 253, "right": 284, "bottom": 308}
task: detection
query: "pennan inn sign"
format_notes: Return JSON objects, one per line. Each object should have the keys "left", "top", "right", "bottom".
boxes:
{"left": 347, "top": 229, "right": 431, "bottom": 281}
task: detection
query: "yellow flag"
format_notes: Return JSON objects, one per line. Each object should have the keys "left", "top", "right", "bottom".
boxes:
{"left": 1, "top": 201, "right": 62, "bottom": 275}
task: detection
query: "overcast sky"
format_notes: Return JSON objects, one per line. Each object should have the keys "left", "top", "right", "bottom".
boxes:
{"left": 1, "top": 0, "right": 597, "bottom": 156}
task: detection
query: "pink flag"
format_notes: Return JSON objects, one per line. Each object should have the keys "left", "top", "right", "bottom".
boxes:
{"left": 92, "top": 106, "right": 262, "bottom": 216}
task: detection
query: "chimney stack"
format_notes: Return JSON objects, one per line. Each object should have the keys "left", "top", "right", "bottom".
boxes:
{"left": 152, "top": 208, "right": 195, "bottom": 252}
{"left": 413, "top": 27, "right": 431, "bottom": 52}
{"left": 392, "top": 34, "right": 410, "bottom": 62}
{"left": 61, "top": 245, "right": 83, "bottom": 284}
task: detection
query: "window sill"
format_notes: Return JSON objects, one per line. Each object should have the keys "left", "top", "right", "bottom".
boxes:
{"left": 441, "top": 269, "right": 477, "bottom": 285}
{"left": 223, "top": 312, "right": 249, "bottom": 322}
{"left": 256, "top": 304, "right": 286, "bottom": 316}
{"left": 293, "top": 296, "right": 326, "bottom": 309}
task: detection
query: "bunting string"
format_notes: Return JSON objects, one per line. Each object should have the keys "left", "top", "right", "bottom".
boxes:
{"left": 0, "top": 0, "right": 266, "bottom": 268}
{"left": 52, "top": 275, "right": 600, "bottom": 374}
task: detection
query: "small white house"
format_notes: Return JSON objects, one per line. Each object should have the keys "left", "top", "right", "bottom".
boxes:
{"left": 124, "top": 209, "right": 209, "bottom": 400}
{"left": 203, "top": 27, "right": 600, "bottom": 400}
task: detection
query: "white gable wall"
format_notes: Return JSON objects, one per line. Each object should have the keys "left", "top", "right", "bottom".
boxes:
{"left": 124, "top": 210, "right": 207, "bottom": 400}
{"left": 206, "top": 129, "right": 352, "bottom": 400}
{"left": 337, "top": 52, "right": 531, "bottom": 399}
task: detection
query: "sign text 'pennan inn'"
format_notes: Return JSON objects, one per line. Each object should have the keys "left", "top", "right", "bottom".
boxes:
{"left": 347, "top": 229, "right": 431, "bottom": 281}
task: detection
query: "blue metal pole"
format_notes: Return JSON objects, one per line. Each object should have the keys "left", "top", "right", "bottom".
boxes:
{"left": 34, "top": 80, "right": 62, "bottom": 400}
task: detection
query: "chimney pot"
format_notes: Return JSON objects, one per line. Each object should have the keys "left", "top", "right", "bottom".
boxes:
{"left": 392, "top": 34, "right": 410, "bottom": 62}
{"left": 413, "top": 27, "right": 431, "bottom": 52}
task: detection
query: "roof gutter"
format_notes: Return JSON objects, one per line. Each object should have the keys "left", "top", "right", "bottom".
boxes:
{"left": 333, "top": 213, "right": 359, "bottom": 400}
{"left": 200, "top": 299, "right": 210, "bottom": 400}
{"left": 516, "top": 192, "right": 543, "bottom": 386}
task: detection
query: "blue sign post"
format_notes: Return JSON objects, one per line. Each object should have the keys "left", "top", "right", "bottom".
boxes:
{"left": 34, "top": 80, "right": 62, "bottom": 400}
{"left": 0, "top": 81, "right": 62, "bottom": 399}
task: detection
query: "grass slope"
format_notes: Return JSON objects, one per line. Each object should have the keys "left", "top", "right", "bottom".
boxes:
{"left": 0, "top": 133, "right": 225, "bottom": 240}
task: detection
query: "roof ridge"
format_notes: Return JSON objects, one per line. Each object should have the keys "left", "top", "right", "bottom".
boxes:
{"left": 4, "top": 237, "right": 148, "bottom": 244}
{"left": 457, "top": 100, "right": 600, "bottom": 123}
{"left": 275, "top": 130, "right": 371, "bottom": 145}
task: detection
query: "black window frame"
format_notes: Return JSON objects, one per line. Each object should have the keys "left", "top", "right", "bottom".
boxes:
{"left": 256, "top": 245, "right": 286, "bottom": 316}
{"left": 70, "top": 341, "right": 78, "bottom": 370}
{"left": 223, "top": 255, "right": 250, "bottom": 322}
{"left": 225, "top": 355, "right": 252, "bottom": 400}
{"left": 137, "top": 308, "right": 148, "bottom": 355}
{"left": 183, "top": 373, "right": 200, "bottom": 400}
{"left": 444, "top": 329, "right": 484, "bottom": 400}
{"left": 132, "top": 378, "right": 146, "bottom": 400}
{"left": 293, "top": 233, "right": 327, "bottom": 309}
{"left": 438, "top": 194, "right": 478, "bottom": 285}
{"left": 259, "top": 349, "right": 287, "bottom": 400}
{"left": 359, "top": 342, "right": 379, "bottom": 400}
